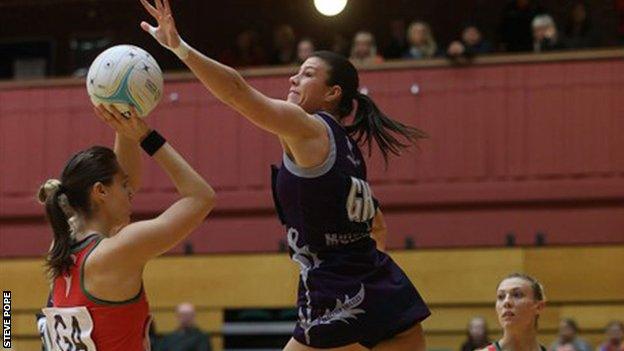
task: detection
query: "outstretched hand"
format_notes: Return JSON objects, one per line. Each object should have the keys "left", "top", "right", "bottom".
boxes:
{"left": 94, "top": 105, "right": 151, "bottom": 143}
{"left": 139, "top": 0, "right": 181, "bottom": 50}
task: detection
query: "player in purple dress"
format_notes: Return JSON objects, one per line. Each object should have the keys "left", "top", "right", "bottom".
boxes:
{"left": 140, "top": 1, "right": 430, "bottom": 349}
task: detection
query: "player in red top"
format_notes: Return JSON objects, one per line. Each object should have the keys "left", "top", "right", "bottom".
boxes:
{"left": 38, "top": 105, "right": 215, "bottom": 351}
{"left": 478, "top": 273, "right": 547, "bottom": 351}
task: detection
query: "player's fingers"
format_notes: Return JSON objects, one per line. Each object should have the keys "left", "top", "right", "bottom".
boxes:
{"left": 129, "top": 105, "right": 140, "bottom": 120}
{"left": 95, "top": 105, "right": 123, "bottom": 130}
{"left": 154, "top": 0, "right": 163, "bottom": 12}
{"left": 105, "top": 104, "right": 128, "bottom": 123}
{"left": 94, "top": 106, "right": 108, "bottom": 122}
{"left": 95, "top": 104, "right": 113, "bottom": 120}
{"left": 139, "top": 0, "right": 160, "bottom": 19}
{"left": 141, "top": 22, "right": 161, "bottom": 42}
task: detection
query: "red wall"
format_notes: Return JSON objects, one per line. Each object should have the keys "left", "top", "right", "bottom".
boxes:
{"left": 1, "top": 58, "right": 623, "bottom": 257}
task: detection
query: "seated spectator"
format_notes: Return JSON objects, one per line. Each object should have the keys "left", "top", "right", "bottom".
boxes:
{"left": 350, "top": 31, "right": 384, "bottom": 65}
{"left": 149, "top": 320, "right": 162, "bottom": 351}
{"left": 383, "top": 19, "right": 408, "bottom": 59}
{"left": 499, "top": 0, "right": 543, "bottom": 52}
{"left": 404, "top": 21, "right": 438, "bottom": 59}
{"left": 549, "top": 318, "right": 592, "bottom": 351}
{"left": 460, "top": 316, "right": 490, "bottom": 351}
{"left": 618, "top": 0, "right": 624, "bottom": 45}
{"left": 159, "top": 303, "right": 212, "bottom": 351}
{"left": 563, "top": 1, "right": 601, "bottom": 49}
{"left": 597, "top": 321, "right": 624, "bottom": 351}
{"left": 219, "top": 30, "right": 267, "bottom": 68}
{"left": 532, "top": 14, "right": 566, "bottom": 52}
{"left": 331, "top": 34, "right": 350, "bottom": 57}
{"left": 271, "top": 24, "right": 297, "bottom": 65}
{"left": 296, "top": 38, "right": 315, "bottom": 64}
{"left": 447, "top": 24, "right": 493, "bottom": 59}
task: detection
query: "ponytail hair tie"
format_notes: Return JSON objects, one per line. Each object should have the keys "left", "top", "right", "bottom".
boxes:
{"left": 38, "top": 179, "right": 63, "bottom": 204}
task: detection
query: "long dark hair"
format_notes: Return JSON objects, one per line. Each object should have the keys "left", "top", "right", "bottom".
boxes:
{"left": 310, "top": 51, "right": 427, "bottom": 163}
{"left": 37, "top": 146, "right": 119, "bottom": 280}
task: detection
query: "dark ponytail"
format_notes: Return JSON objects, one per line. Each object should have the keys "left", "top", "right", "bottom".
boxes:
{"left": 310, "top": 51, "right": 427, "bottom": 164}
{"left": 37, "top": 146, "right": 119, "bottom": 280}
{"left": 349, "top": 93, "right": 427, "bottom": 162}
{"left": 38, "top": 180, "right": 74, "bottom": 279}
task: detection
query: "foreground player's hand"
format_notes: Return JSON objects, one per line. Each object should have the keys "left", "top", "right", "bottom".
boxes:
{"left": 139, "top": 0, "right": 181, "bottom": 50}
{"left": 94, "top": 105, "right": 150, "bottom": 143}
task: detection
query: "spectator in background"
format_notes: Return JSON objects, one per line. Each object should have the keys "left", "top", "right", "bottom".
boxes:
{"left": 460, "top": 316, "right": 490, "bottom": 351}
{"left": 532, "top": 14, "right": 565, "bottom": 52}
{"left": 271, "top": 24, "right": 297, "bottom": 65}
{"left": 296, "top": 38, "right": 315, "bottom": 64}
{"left": 331, "top": 34, "right": 350, "bottom": 57}
{"left": 618, "top": 0, "right": 624, "bottom": 45}
{"left": 350, "top": 31, "right": 384, "bottom": 65}
{"left": 597, "top": 321, "right": 624, "bottom": 351}
{"left": 149, "top": 320, "right": 162, "bottom": 351}
{"left": 159, "top": 303, "right": 212, "bottom": 351}
{"left": 404, "top": 21, "right": 438, "bottom": 59}
{"left": 563, "top": 1, "right": 601, "bottom": 49}
{"left": 549, "top": 318, "right": 592, "bottom": 351}
{"left": 384, "top": 19, "right": 408, "bottom": 59}
{"left": 219, "top": 30, "right": 267, "bottom": 68}
{"left": 499, "top": 0, "right": 543, "bottom": 52}
{"left": 447, "top": 24, "right": 493, "bottom": 59}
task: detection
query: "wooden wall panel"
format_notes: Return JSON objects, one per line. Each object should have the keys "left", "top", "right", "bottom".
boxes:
{"left": 1, "top": 58, "right": 622, "bottom": 256}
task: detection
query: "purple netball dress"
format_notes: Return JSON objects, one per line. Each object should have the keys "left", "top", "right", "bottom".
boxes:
{"left": 271, "top": 112, "right": 431, "bottom": 348}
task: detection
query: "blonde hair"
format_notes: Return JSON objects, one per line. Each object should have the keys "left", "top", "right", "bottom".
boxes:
{"left": 532, "top": 14, "right": 555, "bottom": 29}
{"left": 406, "top": 21, "right": 437, "bottom": 58}
{"left": 350, "top": 31, "right": 378, "bottom": 61}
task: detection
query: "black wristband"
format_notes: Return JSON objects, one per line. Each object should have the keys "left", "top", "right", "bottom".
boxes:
{"left": 140, "top": 130, "right": 166, "bottom": 156}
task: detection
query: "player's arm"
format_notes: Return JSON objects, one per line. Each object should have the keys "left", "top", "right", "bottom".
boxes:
{"left": 138, "top": 0, "right": 325, "bottom": 142}
{"left": 114, "top": 129, "right": 143, "bottom": 192}
{"left": 94, "top": 105, "right": 215, "bottom": 267}
{"left": 371, "top": 208, "right": 387, "bottom": 252}
{"left": 183, "top": 51, "right": 325, "bottom": 141}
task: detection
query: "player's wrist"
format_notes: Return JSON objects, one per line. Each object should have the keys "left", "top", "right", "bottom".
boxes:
{"left": 171, "top": 36, "right": 190, "bottom": 60}
{"left": 140, "top": 130, "right": 166, "bottom": 156}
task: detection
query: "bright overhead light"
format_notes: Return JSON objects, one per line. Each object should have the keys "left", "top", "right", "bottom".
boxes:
{"left": 314, "top": 0, "right": 348, "bottom": 17}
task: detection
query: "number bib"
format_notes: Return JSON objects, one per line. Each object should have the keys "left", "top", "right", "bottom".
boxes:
{"left": 346, "top": 177, "right": 375, "bottom": 223}
{"left": 42, "top": 306, "right": 97, "bottom": 351}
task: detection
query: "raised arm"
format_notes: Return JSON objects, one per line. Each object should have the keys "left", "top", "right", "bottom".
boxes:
{"left": 114, "top": 133, "right": 142, "bottom": 192}
{"left": 94, "top": 105, "right": 215, "bottom": 266}
{"left": 138, "top": 0, "right": 325, "bottom": 142}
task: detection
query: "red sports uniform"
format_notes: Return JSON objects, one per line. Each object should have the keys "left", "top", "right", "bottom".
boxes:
{"left": 43, "top": 234, "right": 151, "bottom": 351}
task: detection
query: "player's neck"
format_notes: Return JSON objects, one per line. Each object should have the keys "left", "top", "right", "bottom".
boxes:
{"left": 78, "top": 218, "right": 113, "bottom": 240}
{"left": 500, "top": 328, "right": 540, "bottom": 351}
{"left": 318, "top": 107, "right": 340, "bottom": 123}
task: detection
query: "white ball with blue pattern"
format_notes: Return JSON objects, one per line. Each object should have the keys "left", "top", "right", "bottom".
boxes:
{"left": 86, "top": 45, "right": 163, "bottom": 118}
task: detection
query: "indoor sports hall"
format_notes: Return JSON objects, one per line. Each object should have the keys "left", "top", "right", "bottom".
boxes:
{"left": 1, "top": 1, "right": 623, "bottom": 350}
